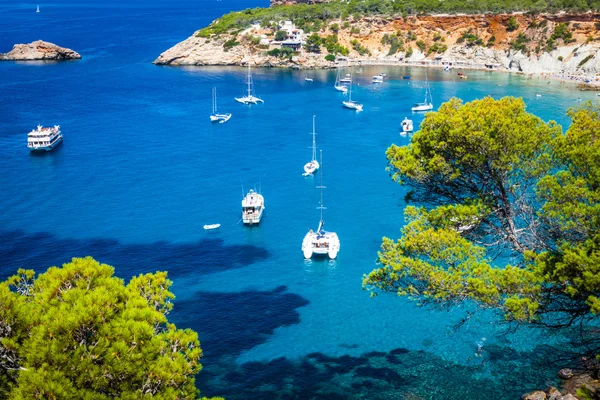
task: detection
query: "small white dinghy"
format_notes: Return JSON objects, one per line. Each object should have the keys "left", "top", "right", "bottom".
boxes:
{"left": 203, "top": 224, "right": 221, "bottom": 230}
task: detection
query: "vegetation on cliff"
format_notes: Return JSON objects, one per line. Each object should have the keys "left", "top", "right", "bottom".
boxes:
{"left": 198, "top": 0, "right": 600, "bottom": 38}
{"left": 364, "top": 97, "right": 600, "bottom": 360}
{"left": 0, "top": 257, "right": 220, "bottom": 399}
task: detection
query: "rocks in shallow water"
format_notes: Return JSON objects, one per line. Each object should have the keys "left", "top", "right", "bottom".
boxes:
{"left": 0, "top": 40, "right": 80, "bottom": 61}
{"left": 546, "top": 386, "right": 562, "bottom": 400}
{"left": 522, "top": 390, "right": 547, "bottom": 400}
{"left": 558, "top": 369, "right": 575, "bottom": 380}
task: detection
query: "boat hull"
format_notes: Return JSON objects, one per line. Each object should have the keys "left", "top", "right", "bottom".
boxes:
{"left": 28, "top": 136, "right": 63, "bottom": 152}
{"left": 342, "top": 101, "right": 363, "bottom": 112}
{"left": 412, "top": 105, "right": 433, "bottom": 112}
{"left": 210, "top": 113, "right": 231, "bottom": 123}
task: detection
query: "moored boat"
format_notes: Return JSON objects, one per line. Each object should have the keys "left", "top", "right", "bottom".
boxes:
{"left": 235, "top": 64, "right": 264, "bottom": 105}
{"left": 303, "top": 115, "right": 319, "bottom": 176}
{"left": 210, "top": 88, "right": 232, "bottom": 123}
{"left": 27, "top": 125, "right": 63, "bottom": 151}
{"left": 203, "top": 224, "right": 221, "bottom": 230}
{"left": 242, "top": 189, "right": 264, "bottom": 225}
{"left": 302, "top": 150, "right": 340, "bottom": 259}
{"left": 372, "top": 74, "right": 384, "bottom": 83}
{"left": 411, "top": 74, "right": 433, "bottom": 112}
{"left": 401, "top": 117, "right": 414, "bottom": 134}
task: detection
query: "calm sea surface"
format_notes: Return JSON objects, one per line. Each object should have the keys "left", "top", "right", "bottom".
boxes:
{"left": 0, "top": 2, "right": 594, "bottom": 398}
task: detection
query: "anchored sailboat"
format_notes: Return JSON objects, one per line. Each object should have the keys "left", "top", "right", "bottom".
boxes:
{"left": 303, "top": 115, "right": 319, "bottom": 176}
{"left": 334, "top": 62, "right": 348, "bottom": 93}
{"left": 235, "top": 64, "right": 264, "bottom": 105}
{"left": 342, "top": 71, "right": 363, "bottom": 112}
{"left": 302, "top": 150, "right": 340, "bottom": 259}
{"left": 210, "top": 88, "right": 231, "bottom": 123}
{"left": 412, "top": 74, "right": 433, "bottom": 112}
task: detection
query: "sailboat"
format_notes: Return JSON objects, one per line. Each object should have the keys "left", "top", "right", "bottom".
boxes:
{"left": 303, "top": 115, "right": 319, "bottom": 176}
{"left": 235, "top": 64, "right": 264, "bottom": 105}
{"left": 210, "top": 88, "right": 231, "bottom": 123}
{"left": 36, "top": 4, "right": 40, "bottom": 12}
{"left": 334, "top": 62, "right": 348, "bottom": 93}
{"left": 411, "top": 74, "right": 433, "bottom": 112}
{"left": 342, "top": 72, "right": 363, "bottom": 111}
{"left": 302, "top": 150, "right": 340, "bottom": 259}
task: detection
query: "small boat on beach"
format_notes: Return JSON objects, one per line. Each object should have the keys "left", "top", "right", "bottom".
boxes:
{"left": 235, "top": 64, "right": 264, "bottom": 105}
{"left": 203, "top": 224, "right": 221, "bottom": 230}
{"left": 303, "top": 115, "right": 319, "bottom": 176}
{"left": 210, "top": 88, "right": 231, "bottom": 123}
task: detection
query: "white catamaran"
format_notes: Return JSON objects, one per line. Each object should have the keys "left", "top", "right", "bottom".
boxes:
{"left": 302, "top": 150, "right": 340, "bottom": 259}
{"left": 210, "top": 88, "right": 231, "bottom": 123}
{"left": 412, "top": 74, "right": 433, "bottom": 112}
{"left": 342, "top": 73, "right": 363, "bottom": 112}
{"left": 303, "top": 115, "right": 319, "bottom": 177}
{"left": 235, "top": 64, "right": 264, "bottom": 105}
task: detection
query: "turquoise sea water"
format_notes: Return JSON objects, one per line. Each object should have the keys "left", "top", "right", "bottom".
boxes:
{"left": 0, "top": 2, "right": 596, "bottom": 398}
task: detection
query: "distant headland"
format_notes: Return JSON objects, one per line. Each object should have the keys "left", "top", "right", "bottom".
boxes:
{"left": 0, "top": 40, "right": 81, "bottom": 61}
{"left": 154, "top": 0, "right": 600, "bottom": 82}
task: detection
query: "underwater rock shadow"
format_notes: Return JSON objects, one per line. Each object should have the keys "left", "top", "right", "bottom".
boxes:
{"left": 198, "top": 344, "right": 560, "bottom": 400}
{"left": 171, "top": 286, "right": 309, "bottom": 361}
{"left": 0, "top": 229, "right": 269, "bottom": 280}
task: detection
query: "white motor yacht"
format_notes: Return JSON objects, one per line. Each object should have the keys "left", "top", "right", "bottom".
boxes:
{"left": 401, "top": 117, "right": 414, "bottom": 134}
{"left": 242, "top": 189, "right": 264, "bottom": 225}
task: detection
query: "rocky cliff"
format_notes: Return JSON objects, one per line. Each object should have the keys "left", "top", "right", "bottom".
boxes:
{"left": 155, "top": 13, "right": 600, "bottom": 77}
{"left": 0, "top": 40, "right": 81, "bottom": 61}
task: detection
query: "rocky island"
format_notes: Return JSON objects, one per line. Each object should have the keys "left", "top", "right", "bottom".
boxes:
{"left": 0, "top": 40, "right": 81, "bottom": 61}
{"left": 154, "top": 0, "right": 600, "bottom": 79}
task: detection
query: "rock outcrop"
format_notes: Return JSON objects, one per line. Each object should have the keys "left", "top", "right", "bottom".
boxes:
{"left": 155, "top": 12, "right": 600, "bottom": 78}
{"left": 0, "top": 40, "right": 81, "bottom": 61}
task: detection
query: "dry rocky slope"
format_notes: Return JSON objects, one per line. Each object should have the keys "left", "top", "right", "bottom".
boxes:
{"left": 155, "top": 10, "right": 600, "bottom": 77}
{"left": 0, "top": 40, "right": 81, "bottom": 61}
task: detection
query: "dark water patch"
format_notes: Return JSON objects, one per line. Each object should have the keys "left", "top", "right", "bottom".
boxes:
{"left": 0, "top": 229, "right": 269, "bottom": 281}
{"left": 339, "top": 343, "right": 360, "bottom": 349}
{"left": 171, "top": 286, "right": 308, "bottom": 360}
{"left": 198, "top": 344, "right": 560, "bottom": 400}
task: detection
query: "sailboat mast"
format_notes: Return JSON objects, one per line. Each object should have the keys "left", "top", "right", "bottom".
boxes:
{"left": 247, "top": 64, "right": 252, "bottom": 97}
{"left": 212, "top": 88, "right": 217, "bottom": 114}
{"left": 317, "top": 150, "right": 325, "bottom": 222}
{"left": 311, "top": 115, "right": 316, "bottom": 161}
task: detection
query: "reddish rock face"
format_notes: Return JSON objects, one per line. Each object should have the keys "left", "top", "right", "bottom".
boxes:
{"left": 0, "top": 40, "right": 81, "bottom": 61}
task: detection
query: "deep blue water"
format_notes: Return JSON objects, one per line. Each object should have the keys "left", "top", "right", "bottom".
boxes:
{"left": 0, "top": 2, "right": 594, "bottom": 399}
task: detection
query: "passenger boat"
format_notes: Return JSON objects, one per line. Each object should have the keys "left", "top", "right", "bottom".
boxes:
{"left": 242, "top": 189, "right": 264, "bottom": 225}
{"left": 302, "top": 150, "right": 340, "bottom": 259}
{"left": 401, "top": 117, "right": 414, "bottom": 134}
{"left": 210, "top": 88, "right": 231, "bottom": 123}
{"left": 235, "top": 64, "right": 264, "bottom": 105}
{"left": 27, "top": 125, "right": 63, "bottom": 151}
{"left": 303, "top": 115, "right": 319, "bottom": 176}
